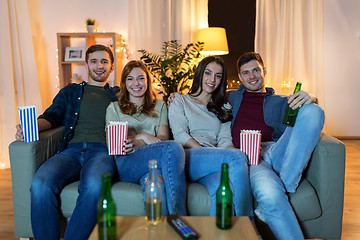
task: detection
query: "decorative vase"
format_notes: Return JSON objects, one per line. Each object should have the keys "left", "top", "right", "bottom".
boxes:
{"left": 87, "top": 25, "right": 95, "bottom": 33}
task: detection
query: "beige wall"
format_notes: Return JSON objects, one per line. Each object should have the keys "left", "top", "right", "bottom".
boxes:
{"left": 324, "top": 0, "right": 360, "bottom": 137}
{"left": 29, "top": 0, "right": 129, "bottom": 108}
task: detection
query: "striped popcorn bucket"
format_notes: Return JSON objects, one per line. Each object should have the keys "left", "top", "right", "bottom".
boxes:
{"left": 18, "top": 106, "right": 39, "bottom": 143}
{"left": 107, "top": 121, "right": 128, "bottom": 155}
{"left": 240, "top": 130, "right": 261, "bottom": 165}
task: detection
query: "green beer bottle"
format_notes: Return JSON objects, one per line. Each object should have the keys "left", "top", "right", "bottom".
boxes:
{"left": 216, "top": 163, "right": 233, "bottom": 229}
{"left": 97, "top": 173, "right": 117, "bottom": 240}
{"left": 146, "top": 160, "right": 162, "bottom": 225}
{"left": 282, "top": 82, "right": 302, "bottom": 127}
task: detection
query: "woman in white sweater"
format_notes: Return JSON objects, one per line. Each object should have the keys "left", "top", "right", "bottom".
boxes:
{"left": 168, "top": 56, "right": 253, "bottom": 218}
{"left": 106, "top": 60, "right": 186, "bottom": 216}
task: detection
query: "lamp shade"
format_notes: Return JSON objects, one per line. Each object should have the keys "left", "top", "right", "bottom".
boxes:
{"left": 197, "top": 27, "right": 229, "bottom": 55}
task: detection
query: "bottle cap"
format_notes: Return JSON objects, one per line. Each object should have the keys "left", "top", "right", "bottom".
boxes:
{"left": 149, "top": 160, "right": 157, "bottom": 168}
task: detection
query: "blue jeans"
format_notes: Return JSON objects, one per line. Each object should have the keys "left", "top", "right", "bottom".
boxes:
{"left": 115, "top": 140, "right": 187, "bottom": 216}
{"left": 185, "top": 148, "right": 253, "bottom": 218}
{"left": 251, "top": 104, "right": 325, "bottom": 240}
{"left": 30, "top": 142, "right": 117, "bottom": 240}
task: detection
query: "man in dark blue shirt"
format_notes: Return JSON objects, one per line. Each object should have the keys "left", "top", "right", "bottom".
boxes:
{"left": 15, "top": 44, "right": 119, "bottom": 240}
{"left": 228, "top": 52, "right": 324, "bottom": 240}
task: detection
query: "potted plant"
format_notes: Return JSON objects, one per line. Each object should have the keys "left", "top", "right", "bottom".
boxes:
{"left": 86, "top": 18, "right": 96, "bottom": 33}
{"left": 138, "top": 40, "right": 204, "bottom": 101}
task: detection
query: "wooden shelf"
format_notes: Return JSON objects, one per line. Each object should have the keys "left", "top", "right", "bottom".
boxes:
{"left": 57, "top": 32, "right": 125, "bottom": 88}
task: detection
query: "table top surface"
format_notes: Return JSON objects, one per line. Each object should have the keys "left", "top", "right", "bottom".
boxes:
{"left": 89, "top": 216, "right": 259, "bottom": 240}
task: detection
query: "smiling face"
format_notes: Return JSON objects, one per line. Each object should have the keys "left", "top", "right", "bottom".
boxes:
{"left": 86, "top": 51, "right": 114, "bottom": 86}
{"left": 201, "top": 61, "right": 223, "bottom": 95}
{"left": 125, "top": 67, "right": 148, "bottom": 105}
{"left": 238, "top": 60, "right": 267, "bottom": 93}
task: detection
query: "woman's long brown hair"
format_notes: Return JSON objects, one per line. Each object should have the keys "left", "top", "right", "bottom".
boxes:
{"left": 117, "top": 60, "right": 157, "bottom": 117}
{"left": 189, "top": 56, "right": 232, "bottom": 123}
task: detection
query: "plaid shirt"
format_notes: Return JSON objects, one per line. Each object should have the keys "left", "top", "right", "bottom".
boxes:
{"left": 38, "top": 81, "right": 119, "bottom": 153}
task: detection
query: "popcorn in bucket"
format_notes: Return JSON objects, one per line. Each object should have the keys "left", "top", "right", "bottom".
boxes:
{"left": 18, "top": 106, "right": 39, "bottom": 143}
{"left": 240, "top": 130, "right": 261, "bottom": 165}
{"left": 107, "top": 121, "right": 128, "bottom": 155}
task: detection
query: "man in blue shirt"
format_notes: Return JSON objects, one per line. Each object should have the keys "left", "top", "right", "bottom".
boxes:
{"left": 228, "top": 52, "right": 325, "bottom": 240}
{"left": 15, "top": 44, "right": 119, "bottom": 240}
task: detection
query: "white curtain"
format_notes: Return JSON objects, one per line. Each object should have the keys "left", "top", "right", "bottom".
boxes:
{"left": 255, "top": 0, "right": 324, "bottom": 108}
{"left": 0, "top": 0, "right": 42, "bottom": 168}
{"left": 128, "top": 0, "right": 208, "bottom": 60}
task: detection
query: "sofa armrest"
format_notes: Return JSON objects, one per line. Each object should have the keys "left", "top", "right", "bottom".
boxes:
{"left": 9, "top": 126, "right": 64, "bottom": 238}
{"left": 302, "top": 133, "right": 346, "bottom": 237}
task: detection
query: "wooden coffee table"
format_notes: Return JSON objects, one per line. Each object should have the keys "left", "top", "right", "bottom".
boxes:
{"left": 89, "top": 216, "right": 258, "bottom": 239}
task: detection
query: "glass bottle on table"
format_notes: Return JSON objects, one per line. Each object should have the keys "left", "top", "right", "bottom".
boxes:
{"left": 282, "top": 82, "right": 302, "bottom": 127}
{"left": 216, "top": 163, "right": 233, "bottom": 229}
{"left": 97, "top": 173, "right": 117, "bottom": 240}
{"left": 146, "top": 160, "right": 162, "bottom": 225}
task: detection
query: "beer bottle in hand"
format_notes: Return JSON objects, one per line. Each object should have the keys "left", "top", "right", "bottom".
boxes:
{"left": 97, "top": 173, "right": 117, "bottom": 240}
{"left": 282, "top": 82, "right": 302, "bottom": 127}
{"left": 146, "top": 160, "right": 162, "bottom": 225}
{"left": 216, "top": 163, "right": 233, "bottom": 229}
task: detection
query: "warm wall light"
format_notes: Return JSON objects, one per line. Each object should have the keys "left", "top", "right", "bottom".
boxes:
{"left": 197, "top": 27, "right": 229, "bottom": 55}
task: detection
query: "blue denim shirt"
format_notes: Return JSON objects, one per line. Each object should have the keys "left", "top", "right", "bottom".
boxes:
{"left": 227, "top": 84, "right": 288, "bottom": 141}
{"left": 38, "top": 81, "right": 119, "bottom": 153}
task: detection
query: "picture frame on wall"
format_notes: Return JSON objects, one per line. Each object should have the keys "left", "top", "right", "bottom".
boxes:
{"left": 64, "top": 47, "right": 86, "bottom": 62}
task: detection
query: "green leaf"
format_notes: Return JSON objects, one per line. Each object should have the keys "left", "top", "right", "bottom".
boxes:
{"left": 138, "top": 39, "right": 203, "bottom": 97}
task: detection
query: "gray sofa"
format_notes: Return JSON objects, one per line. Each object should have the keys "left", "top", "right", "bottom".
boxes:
{"left": 9, "top": 126, "right": 345, "bottom": 239}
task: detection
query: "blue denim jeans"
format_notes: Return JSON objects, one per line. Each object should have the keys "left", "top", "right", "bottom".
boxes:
{"left": 185, "top": 148, "right": 253, "bottom": 218}
{"left": 251, "top": 104, "right": 325, "bottom": 240}
{"left": 30, "top": 142, "right": 117, "bottom": 240}
{"left": 115, "top": 140, "right": 187, "bottom": 216}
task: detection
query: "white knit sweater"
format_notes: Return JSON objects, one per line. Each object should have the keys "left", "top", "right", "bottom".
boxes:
{"left": 168, "top": 94, "right": 233, "bottom": 148}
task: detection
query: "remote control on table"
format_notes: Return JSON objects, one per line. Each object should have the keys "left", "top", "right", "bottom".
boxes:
{"left": 167, "top": 215, "right": 199, "bottom": 240}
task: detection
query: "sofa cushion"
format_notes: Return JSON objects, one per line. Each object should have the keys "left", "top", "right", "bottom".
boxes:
{"left": 289, "top": 178, "right": 322, "bottom": 221}
{"left": 111, "top": 182, "right": 145, "bottom": 216}
{"left": 60, "top": 181, "right": 145, "bottom": 218}
{"left": 60, "top": 182, "right": 79, "bottom": 218}
{"left": 187, "top": 183, "right": 211, "bottom": 216}
{"left": 60, "top": 179, "right": 319, "bottom": 220}
{"left": 60, "top": 181, "right": 212, "bottom": 218}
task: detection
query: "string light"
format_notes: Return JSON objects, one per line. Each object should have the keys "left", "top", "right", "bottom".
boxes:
{"left": 281, "top": 77, "right": 295, "bottom": 95}
{"left": 117, "top": 35, "right": 129, "bottom": 60}
{"left": 0, "top": 155, "right": 5, "bottom": 169}
{"left": 55, "top": 48, "right": 60, "bottom": 90}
